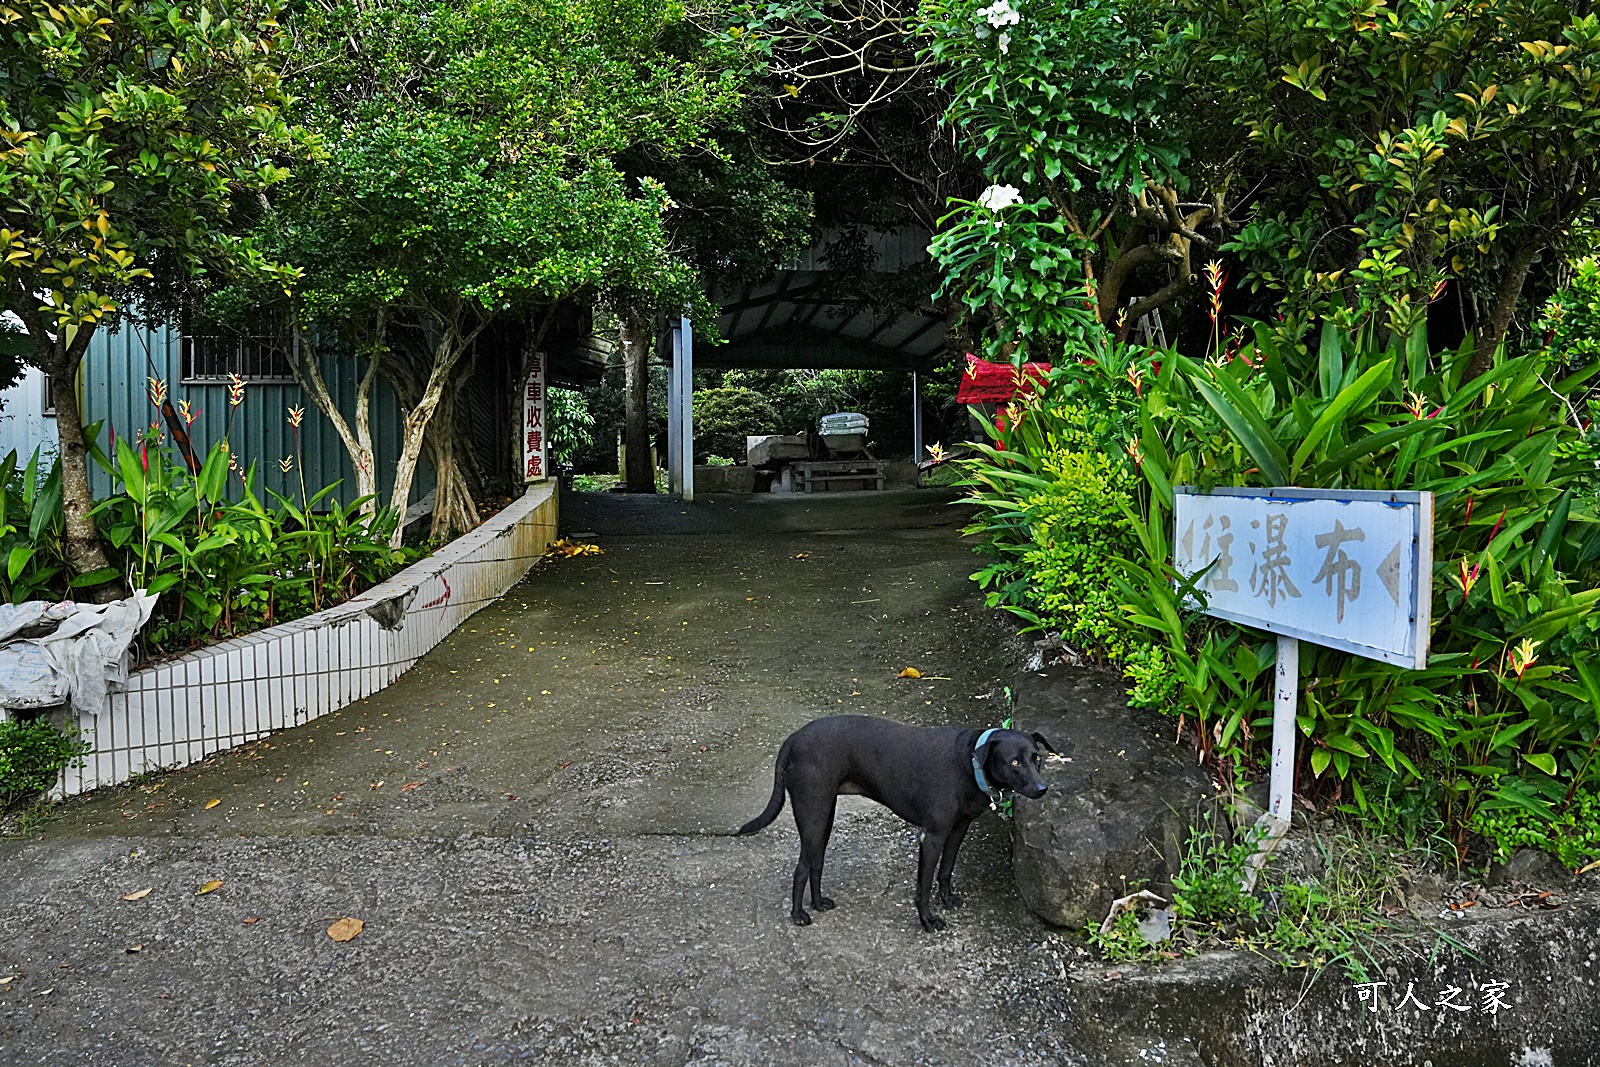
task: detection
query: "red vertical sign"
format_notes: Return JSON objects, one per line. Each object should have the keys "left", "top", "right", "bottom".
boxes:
{"left": 523, "top": 353, "right": 547, "bottom": 482}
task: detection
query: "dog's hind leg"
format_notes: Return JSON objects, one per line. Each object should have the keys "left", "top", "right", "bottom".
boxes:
{"left": 915, "top": 829, "right": 949, "bottom": 932}
{"left": 789, "top": 791, "right": 837, "bottom": 925}
{"left": 936, "top": 819, "right": 972, "bottom": 909}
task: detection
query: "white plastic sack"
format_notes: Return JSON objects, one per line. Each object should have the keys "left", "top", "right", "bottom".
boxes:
{"left": 0, "top": 591, "right": 158, "bottom": 714}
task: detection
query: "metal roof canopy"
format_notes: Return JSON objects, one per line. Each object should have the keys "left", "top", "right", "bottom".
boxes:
{"left": 707, "top": 229, "right": 946, "bottom": 373}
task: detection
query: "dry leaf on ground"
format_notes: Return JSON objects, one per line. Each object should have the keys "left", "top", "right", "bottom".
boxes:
{"left": 121, "top": 888, "right": 153, "bottom": 901}
{"left": 898, "top": 667, "right": 923, "bottom": 679}
{"left": 204, "top": 798, "right": 221, "bottom": 810}
{"left": 400, "top": 781, "right": 422, "bottom": 792}
{"left": 327, "top": 917, "right": 364, "bottom": 942}
{"left": 0, "top": 975, "right": 15, "bottom": 985}
{"left": 197, "top": 880, "right": 223, "bottom": 895}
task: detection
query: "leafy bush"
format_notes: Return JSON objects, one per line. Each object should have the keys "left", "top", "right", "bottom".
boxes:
{"left": 692, "top": 387, "right": 781, "bottom": 462}
{"left": 0, "top": 718, "right": 90, "bottom": 807}
{"left": 961, "top": 282, "right": 1600, "bottom": 855}
{"left": 547, "top": 386, "right": 595, "bottom": 467}
{"left": 1471, "top": 789, "right": 1600, "bottom": 870}
{"left": 1537, "top": 257, "right": 1600, "bottom": 374}
{"left": 0, "top": 432, "right": 417, "bottom": 659}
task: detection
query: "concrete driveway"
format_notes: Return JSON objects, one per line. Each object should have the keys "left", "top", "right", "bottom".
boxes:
{"left": 0, "top": 490, "right": 1094, "bottom": 1066}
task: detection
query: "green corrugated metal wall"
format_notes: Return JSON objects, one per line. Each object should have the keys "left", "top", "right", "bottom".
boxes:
{"left": 83, "top": 322, "right": 436, "bottom": 508}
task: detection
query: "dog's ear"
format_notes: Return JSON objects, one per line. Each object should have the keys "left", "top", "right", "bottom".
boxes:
{"left": 1029, "top": 731, "right": 1058, "bottom": 755}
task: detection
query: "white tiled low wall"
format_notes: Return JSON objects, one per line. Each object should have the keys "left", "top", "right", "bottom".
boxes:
{"left": 59, "top": 482, "right": 558, "bottom": 795}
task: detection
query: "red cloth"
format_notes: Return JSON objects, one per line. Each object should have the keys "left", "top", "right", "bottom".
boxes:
{"left": 956, "top": 356, "right": 1052, "bottom": 403}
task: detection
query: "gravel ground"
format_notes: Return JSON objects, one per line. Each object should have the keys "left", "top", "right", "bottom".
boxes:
{"left": 0, "top": 490, "right": 1099, "bottom": 1067}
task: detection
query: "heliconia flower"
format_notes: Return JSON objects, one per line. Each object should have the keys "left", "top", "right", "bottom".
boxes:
{"left": 1125, "top": 439, "right": 1144, "bottom": 466}
{"left": 287, "top": 405, "right": 305, "bottom": 429}
{"left": 1455, "top": 557, "right": 1480, "bottom": 597}
{"left": 1203, "top": 260, "right": 1227, "bottom": 324}
{"left": 1430, "top": 278, "right": 1448, "bottom": 303}
{"left": 978, "top": 184, "right": 1022, "bottom": 212}
{"left": 227, "top": 373, "right": 246, "bottom": 408}
{"left": 1126, "top": 364, "right": 1143, "bottom": 395}
{"left": 926, "top": 442, "right": 950, "bottom": 464}
{"left": 147, "top": 376, "right": 168, "bottom": 408}
{"left": 178, "top": 398, "right": 200, "bottom": 426}
{"left": 1406, "top": 390, "right": 1430, "bottom": 419}
{"left": 965, "top": 354, "right": 981, "bottom": 378}
{"left": 1509, "top": 638, "right": 1540, "bottom": 679}
{"left": 279, "top": 456, "right": 294, "bottom": 473}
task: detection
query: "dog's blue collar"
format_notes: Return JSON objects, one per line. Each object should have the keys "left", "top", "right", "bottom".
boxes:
{"left": 972, "top": 728, "right": 1005, "bottom": 804}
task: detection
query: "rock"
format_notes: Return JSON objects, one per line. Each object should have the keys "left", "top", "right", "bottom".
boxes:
{"left": 692, "top": 464, "right": 755, "bottom": 494}
{"left": 1008, "top": 667, "right": 1223, "bottom": 930}
{"left": 1486, "top": 846, "right": 1574, "bottom": 889}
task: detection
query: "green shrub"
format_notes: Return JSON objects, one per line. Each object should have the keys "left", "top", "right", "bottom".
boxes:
{"left": 547, "top": 387, "right": 595, "bottom": 467}
{"left": 1, "top": 432, "right": 417, "bottom": 659}
{"left": 961, "top": 294, "right": 1600, "bottom": 855}
{"left": 692, "top": 387, "right": 780, "bottom": 463}
{"left": 1471, "top": 789, "right": 1600, "bottom": 870}
{"left": 0, "top": 718, "right": 90, "bottom": 807}
{"left": 1537, "top": 257, "right": 1600, "bottom": 374}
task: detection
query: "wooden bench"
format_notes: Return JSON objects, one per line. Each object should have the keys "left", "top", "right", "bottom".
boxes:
{"left": 793, "top": 459, "right": 885, "bottom": 493}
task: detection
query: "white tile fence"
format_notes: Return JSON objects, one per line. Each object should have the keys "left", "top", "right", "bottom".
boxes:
{"left": 58, "top": 482, "right": 558, "bottom": 796}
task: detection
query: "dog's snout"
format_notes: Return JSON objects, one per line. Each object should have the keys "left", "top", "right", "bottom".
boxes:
{"left": 1026, "top": 782, "right": 1047, "bottom": 799}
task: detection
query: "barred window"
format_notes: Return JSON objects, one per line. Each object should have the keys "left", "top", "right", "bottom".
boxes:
{"left": 181, "top": 327, "right": 294, "bottom": 383}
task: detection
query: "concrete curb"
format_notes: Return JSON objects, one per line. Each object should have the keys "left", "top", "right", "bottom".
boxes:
{"left": 58, "top": 483, "right": 558, "bottom": 795}
{"left": 1067, "top": 892, "right": 1599, "bottom": 1065}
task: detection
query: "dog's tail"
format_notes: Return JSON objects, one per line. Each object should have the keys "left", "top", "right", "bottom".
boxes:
{"left": 737, "top": 736, "right": 791, "bottom": 835}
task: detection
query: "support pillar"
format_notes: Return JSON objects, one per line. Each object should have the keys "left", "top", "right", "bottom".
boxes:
{"left": 665, "top": 317, "right": 695, "bottom": 501}
{"left": 666, "top": 326, "right": 681, "bottom": 495}
{"left": 680, "top": 315, "right": 694, "bottom": 502}
{"left": 911, "top": 370, "right": 924, "bottom": 463}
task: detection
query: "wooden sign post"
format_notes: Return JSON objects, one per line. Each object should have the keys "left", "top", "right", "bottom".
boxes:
{"left": 1172, "top": 487, "right": 1433, "bottom": 880}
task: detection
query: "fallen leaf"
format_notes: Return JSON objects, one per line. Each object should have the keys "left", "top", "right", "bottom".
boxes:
{"left": 1579, "top": 858, "right": 1600, "bottom": 876}
{"left": 898, "top": 667, "right": 923, "bottom": 679}
{"left": 327, "top": 917, "right": 364, "bottom": 942}
{"left": 242, "top": 916, "right": 260, "bottom": 925}
{"left": 38, "top": 988, "right": 53, "bottom": 996}
{"left": 400, "top": 781, "right": 422, "bottom": 792}
{"left": 369, "top": 781, "right": 384, "bottom": 790}
{"left": 197, "top": 880, "right": 223, "bottom": 895}
{"left": 0, "top": 975, "right": 14, "bottom": 985}
{"left": 794, "top": 552, "right": 810, "bottom": 559}
{"left": 204, "top": 798, "right": 221, "bottom": 810}
{"left": 125, "top": 944, "right": 143, "bottom": 954}
{"left": 121, "top": 887, "right": 153, "bottom": 901}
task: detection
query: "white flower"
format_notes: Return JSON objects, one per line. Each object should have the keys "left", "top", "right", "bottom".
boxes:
{"left": 979, "top": 184, "right": 1022, "bottom": 212}
{"left": 977, "top": 0, "right": 1020, "bottom": 30}
{"left": 998, "top": 31, "right": 1011, "bottom": 52}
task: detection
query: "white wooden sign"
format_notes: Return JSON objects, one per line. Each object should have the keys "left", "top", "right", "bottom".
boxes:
{"left": 522, "top": 353, "right": 547, "bottom": 483}
{"left": 1173, "top": 488, "right": 1433, "bottom": 668}
{"left": 1173, "top": 487, "right": 1434, "bottom": 848}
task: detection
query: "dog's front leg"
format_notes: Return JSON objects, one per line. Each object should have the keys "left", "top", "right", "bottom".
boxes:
{"left": 936, "top": 819, "right": 972, "bottom": 909}
{"left": 915, "top": 829, "right": 948, "bottom": 932}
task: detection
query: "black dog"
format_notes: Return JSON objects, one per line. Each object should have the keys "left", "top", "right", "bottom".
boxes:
{"left": 738, "top": 715, "right": 1052, "bottom": 932}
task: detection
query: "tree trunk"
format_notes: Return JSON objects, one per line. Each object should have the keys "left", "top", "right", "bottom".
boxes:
{"left": 286, "top": 321, "right": 381, "bottom": 515}
{"left": 423, "top": 362, "right": 482, "bottom": 540}
{"left": 621, "top": 311, "right": 654, "bottom": 492}
{"left": 1468, "top": 236, "right": 1541, "bottom": 381}
{"left": 47, "top": 329, "right": 126, "bottom": 602}
{"left": 385, "top": 310, "right": 491, "bottom": 547}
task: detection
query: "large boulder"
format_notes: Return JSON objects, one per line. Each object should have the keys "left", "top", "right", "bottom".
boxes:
{"left": 1009, "top": 667, "right": 1221, "bottom": 930}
